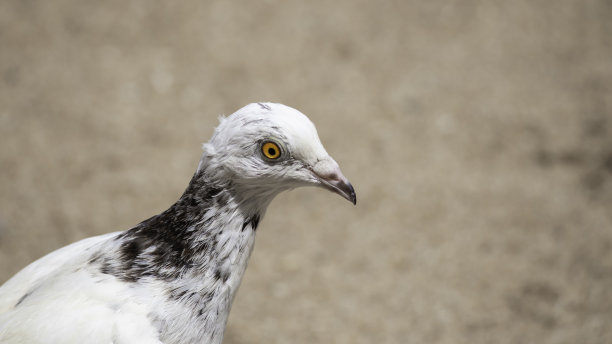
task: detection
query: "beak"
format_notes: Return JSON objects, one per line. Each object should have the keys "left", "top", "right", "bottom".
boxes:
{"left": 308, "top": 160, "right": 357, "bottom": 205}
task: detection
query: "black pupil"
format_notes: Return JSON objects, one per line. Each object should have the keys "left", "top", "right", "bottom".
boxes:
{"left": 268, "top": 147, "right": 277, "bottom": 156}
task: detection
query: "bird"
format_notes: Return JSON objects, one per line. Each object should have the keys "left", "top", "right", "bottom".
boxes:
{"left": 0, "top": 102, "right": 356, "bottom": 344}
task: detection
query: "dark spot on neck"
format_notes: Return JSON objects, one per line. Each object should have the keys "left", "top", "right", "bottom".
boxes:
{"left": 214, "top": 268, "right": 230, "bottom": 283}
{"left": 242, "top": 215, "right": 260, "bottom": 232}
{"left": 92, "top": 170, "right": 262, "bottom": 284}
{"left": 120, "top": 240, "right": 141, "bottom": 263}
{"left": 95, "top": 171, "right": 230, "bottom": 282}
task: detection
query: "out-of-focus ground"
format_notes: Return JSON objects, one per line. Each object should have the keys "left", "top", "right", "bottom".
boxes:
{"left": 1, "top": 1, "right": 611, "bottom": 343}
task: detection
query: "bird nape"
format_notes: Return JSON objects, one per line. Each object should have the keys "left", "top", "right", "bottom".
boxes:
{"left": 0, "top": 103, "right": 356, "bottom": 344}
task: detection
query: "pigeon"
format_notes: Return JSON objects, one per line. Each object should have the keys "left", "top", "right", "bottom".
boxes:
{"left": 0, "top": 103, "right": 356, "bottom": 344}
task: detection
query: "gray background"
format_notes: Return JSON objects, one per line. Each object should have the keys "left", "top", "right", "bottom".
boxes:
{"left": 1, "top": 1, "right": 611, "bottom": 343}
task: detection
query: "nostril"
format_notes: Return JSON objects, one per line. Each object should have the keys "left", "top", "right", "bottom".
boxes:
{"left": 310, "top": 168, "right": 340, "bottom": 182}
{"left": 310, "top": 158, "right": 342, "bottom": 180}
{"left": 326, "top": 172, "right": 340, "bottom": 181}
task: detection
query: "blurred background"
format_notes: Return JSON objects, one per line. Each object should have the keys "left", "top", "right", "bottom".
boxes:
{"left": 1, "top": 1, "right": 611, "bottom": 343}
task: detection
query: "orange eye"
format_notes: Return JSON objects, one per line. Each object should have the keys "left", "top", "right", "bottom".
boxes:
{"left": 262, "top": 141, "right": 281, "bottom": 160}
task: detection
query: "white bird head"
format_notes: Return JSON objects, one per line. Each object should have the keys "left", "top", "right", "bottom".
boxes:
{"left": 198, "top": 102, "right": 356, "bottom": 206}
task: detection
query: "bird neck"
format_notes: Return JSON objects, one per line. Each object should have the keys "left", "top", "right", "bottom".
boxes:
{"left": 89, "top": 168, "right": 267, "bottom": 343}
{"left": 100, "top": 169, "right": 265, "bottom": 289}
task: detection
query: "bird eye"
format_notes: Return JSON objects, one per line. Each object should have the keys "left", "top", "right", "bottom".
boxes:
{"left": 261, "top": 141, "right": 281, "bottom": 160}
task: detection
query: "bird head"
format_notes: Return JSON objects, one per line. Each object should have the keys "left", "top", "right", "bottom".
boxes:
{"left": 198, "top": 103, "right": 356, "bottom": 206}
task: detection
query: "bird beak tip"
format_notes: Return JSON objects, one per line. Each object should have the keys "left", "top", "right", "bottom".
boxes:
{"left": 346, "top": 182, "right": 357, "bottom": 205}
{"left": 320, "top": 175, "right": 357, "bottom": 205}
{"left": 307, "top": 160, "right": 356, "bottom": 206}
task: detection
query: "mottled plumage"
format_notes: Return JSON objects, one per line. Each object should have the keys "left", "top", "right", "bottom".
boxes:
{"left": 0, "top": 103, "right": 355, "bottom": 344}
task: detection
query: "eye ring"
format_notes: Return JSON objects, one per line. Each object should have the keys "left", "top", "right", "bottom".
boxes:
{"left": 261, "top": 140, "right": 283, "bottom": 161}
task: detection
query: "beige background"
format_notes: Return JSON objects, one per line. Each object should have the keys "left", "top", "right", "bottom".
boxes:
{"left": 1, "top": 1, "right": 611, "bottom": 343}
